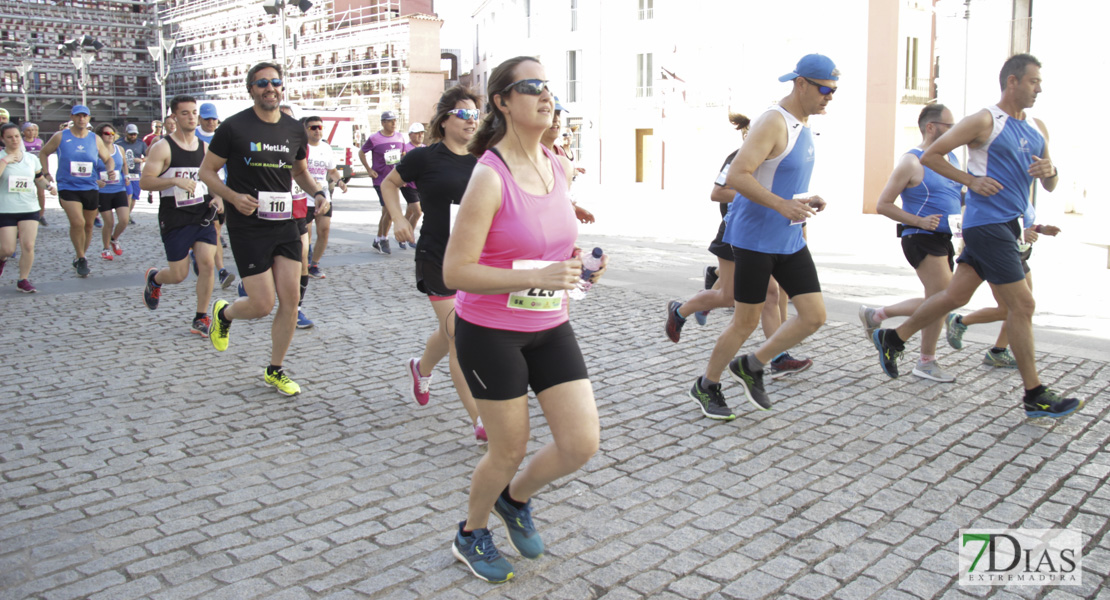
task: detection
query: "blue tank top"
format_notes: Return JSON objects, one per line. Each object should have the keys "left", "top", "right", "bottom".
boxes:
{"left": 96, "top": 146, "right": 127, "bottom": 194}
{"left": 56, "top": 129, "right": 101, "bottom": 191}
{"left": 965, "top": 105, "right": 1045, "bottom": 228}
{"left": 900, "top": 148, "right": 963, "bottom": 236}
{"left": 723, "top": 105, "right": 815, "bottom": 254}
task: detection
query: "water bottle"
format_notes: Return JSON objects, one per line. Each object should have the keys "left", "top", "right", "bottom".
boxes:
{"left": 568, "top": 247, "right": 604, "bottom": 300}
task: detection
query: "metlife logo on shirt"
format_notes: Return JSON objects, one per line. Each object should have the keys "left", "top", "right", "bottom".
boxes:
{"left": 244, "top": 140, "right": 293, "bottom": 169}
{"left": 249, "top": 141, "right": 291, "bottom": 153}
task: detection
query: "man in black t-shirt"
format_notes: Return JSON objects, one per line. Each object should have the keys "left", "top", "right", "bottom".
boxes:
{"left": 199, "top": 62, "right": 329, "bottom": 396}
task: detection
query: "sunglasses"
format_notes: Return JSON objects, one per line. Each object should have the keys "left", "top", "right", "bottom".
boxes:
{"left": 803, "top": 77, "right": 837, "bottom": 96}
{"left": 308, "top": 125, "right": 323, "bottom": 131}
{"left": 500, "top": 78, "right": 549, "bottom": 97}
{"left": 448, "top": 108, "right": 480, "bottom": 121}
{"left": 101, "top": 132, "right": 116, "bottom": 137}
{"left": 251, "top": 78, "right": 284, "bottom": 89}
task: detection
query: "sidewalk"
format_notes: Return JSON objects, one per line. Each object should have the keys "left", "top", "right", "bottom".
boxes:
{"left": 1, "top": 201, "right": 1107, "bottom": 599}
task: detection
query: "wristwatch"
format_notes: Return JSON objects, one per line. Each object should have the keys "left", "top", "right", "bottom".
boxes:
{"left": 313, "top": 190, "right": 327, "bottom": 200}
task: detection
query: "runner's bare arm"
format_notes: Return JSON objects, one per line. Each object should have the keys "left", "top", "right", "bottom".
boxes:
{"left": 723, "top": 111, "right": 814, "bottom": 221}
{"left": 139, "top": 140, "right": 192, "bottom": 194}
{"left": 875, "top": 153, "right": 939, "bottom": 230}
{"left": 1031, "top": 118, "right": 1057, "bottom": 193}
{"left": 922, "top": 109, "right": 995, "bottom": 194}
{"left": 381, "top": 169, "right": 412, "bottom": 243}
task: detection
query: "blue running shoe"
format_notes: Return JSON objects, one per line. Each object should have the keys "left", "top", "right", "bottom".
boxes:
{"left": 237, "top": 281, "right": 247, "bottom": 297}
{"left": 296, "top": 310, "right": 314, "bottom": 329}
{"left": 694, "top": 310, "right": 709, "bottom": 326}
{"left": 452, "top": 522, "right": 514, "bottom": 583}
{"left": 493, "top": 495, "right": 544, "bottom": 559}
{"left": 189, "top": 249, "right": 198, "bottom": 276}
{"left": 1024, "top": 389, "right": 1083, "bottom": 419}
{"left": 873, "top": 328, "right": 903, "bottom": 378}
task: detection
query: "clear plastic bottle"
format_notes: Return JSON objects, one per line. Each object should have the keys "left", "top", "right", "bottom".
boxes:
{"left": 568, "top": 247, "right": 604, "bottom": 300}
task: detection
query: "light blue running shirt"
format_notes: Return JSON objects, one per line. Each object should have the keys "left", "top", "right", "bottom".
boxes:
{"left": 900, "top": 148, "right": 962, "bottom": 236}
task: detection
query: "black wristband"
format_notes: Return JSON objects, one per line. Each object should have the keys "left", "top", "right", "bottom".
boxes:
{"left": 313, "top": 190, "right": 327, "bottom": 199}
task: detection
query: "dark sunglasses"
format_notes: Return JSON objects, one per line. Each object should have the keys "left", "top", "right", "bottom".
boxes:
{"left": 251, "top": 78, "right": 284, "bottom": 89}
{"left": 803, "top": 77, "right": 836, "bottom": 96}
{"left": 448, "top": 108, "right": 480, "bottom": 121}
{"left": 308, "top": 125, "right": 323, "bottom": 131}
{"left": 500, "top": 78, "right": 549, "bottom": 96}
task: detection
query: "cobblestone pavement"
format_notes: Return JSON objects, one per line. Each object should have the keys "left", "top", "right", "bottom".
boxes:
{"left": 2, "top": 206, "right": 1108, "bottom": 600}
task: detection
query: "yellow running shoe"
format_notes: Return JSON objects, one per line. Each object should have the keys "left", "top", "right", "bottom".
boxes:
{"left": 264, "top": 368, "right": 301, "bottom": 396}
{"left": 210, "top": 299, "right": 231, "bottom": 351}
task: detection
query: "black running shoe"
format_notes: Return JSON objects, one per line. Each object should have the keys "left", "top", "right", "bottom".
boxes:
{"left": 728, "top": 355, "right": 771, "bottom": 410}
{"left": 75, "top": 257, "right": 90, "bottom": 278}
{"left": 1024, "top": 389, "right": 1083, "bottom": 419}
{"left": 704, "top": 265, "right": 719, "bottom": 290}
{"left": 143, "top": 267, "right": 161, "bottom": 310}
{"left": 665, "top": 300, "right": 686, "bottom": 343}
{"left": 688, "top": 378, "right": 735, "bottom": 421}
{"left": 872, "top": 329, "right": 903, "bottom": 378}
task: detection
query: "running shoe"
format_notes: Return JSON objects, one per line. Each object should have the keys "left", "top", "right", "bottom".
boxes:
{"left": 380, "top": 239, "right": 392, "bottom": 255}
{"left": 665, "top": 300, "right": 686, "bottom": 343}
{"left": 407, "top": 358, "right": 431, "bottom": 406}
{"left": 189, "top": 249, "right": 198, "bottom": 276}
{"left": 190, "top": 315, "right": 211, "bottom": 338}
{"left": 945, "top": 313, "right": 967, "bottom": 350}
{"left": 858, "top": 305, "right": 881, "bottom": 341}
{"left": 308, "top": 264, "right": 325, "bottom": 279}
{"left": 94, "top": 216, "right": 102, "bottom": 228}
{"left": 264, "top": 367, "right": 301, "bottom": 396}
{"left": 912, "top": 359, "right": 955, "bottom": 383}
{"left": 704, "top": 265, "right": 719, "bottom": 290}
{"left": 493, "top": 495, "right": 544, "bottom": 559}
{"left": 237, "top": 281, "right": 247, "bottom": 297}
{"left": 16, "top": 279, "right": 35, "bottom": 293}
{"left": 398, "top": 241, "right": 408, "bottom": 250}
{"left": 39, "top": 215, "right": 47, "bottom": 227}
{"left": 769, "top": 353, "right": 813, "bottom": 379}
{"left": 372, "top": 239, "right": 383, "bottom": 254}
{"left": 872, "top": 329, "right": 903, "bottom": 378}
{"left": 111, "top": 239, "right": 123, "bottom": 256}
{"left": 694, "top": 310, "right": 710, "bottom": 326}
{"left": 75, "top": 257, "right": 90, "bottom": 277}
{"left": 100, "top": 249, "right": 114, "bottom": 261}
{"left": 143, "top": 267, "right": 161, "bottom": 310}
{"left": 729, "top": 355, "right": 771, "bottom": 410}
{"left": 688, "top": 378, "right": 736, "bottom": 421}
{"left": 220, "top": 235, "right": 228, "bottom": 249}
{"left": 1024, "top": 389, "right": 1083, "bottom": 419}
{"left": 983, "top": 348, "right": 1019, "bottom": 368}
{"left": 452, "top": 522, "right": 514, "bottom": 583}
{"left": 475, "top": 417, "right": 488, "bottom": 446}
{"left": 210, "top": 299, "right": 230, "bottom": 351}
{"left": 296, "top": 310, "right": 314, "bottom": 329}
{"left": 0, "top": 258, "right": 4, "bottom": 277}
{"left": 219, "top": 269, "right": 236, "bottom": 289}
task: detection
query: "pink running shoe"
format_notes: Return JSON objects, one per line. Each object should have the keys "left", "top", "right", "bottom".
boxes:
{"left": 407, "top": 358, "right": 431, "bottom": 406}
{"left": 475, "top": 417, "right": 488, "bottom": 446}
{"left": 16, "top": 279, "right": 36, "bottom": 293}
{"left": 100, "top": 249, "right": 114, "bottom": 261}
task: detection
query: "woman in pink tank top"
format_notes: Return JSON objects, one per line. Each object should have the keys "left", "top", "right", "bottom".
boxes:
{"left": 442, "top": 56, "right": 607, "bottom": 584}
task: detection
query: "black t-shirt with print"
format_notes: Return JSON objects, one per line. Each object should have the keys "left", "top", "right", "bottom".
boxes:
{"left": 207, "top": 107, "right": 307, "bottom": 232}
{"left": 394, "top": 142, "right": 477, "bottom": 264}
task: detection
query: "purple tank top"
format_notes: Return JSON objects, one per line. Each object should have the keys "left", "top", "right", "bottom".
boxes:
{"left": 455, "top": 146, "right": 578, "bottom": 332}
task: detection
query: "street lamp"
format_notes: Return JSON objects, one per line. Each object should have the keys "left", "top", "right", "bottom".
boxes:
{"left": 58, "top": 35, "right": 102, "bottom": 107}
{"left": 15, "top": 61, "right": 33, "bottom": 123}
{"left": 147, "top": 28, "right": 176, "bottom": 122}
{"left": 261, "top": 0, "right": 313, "bottom": 88}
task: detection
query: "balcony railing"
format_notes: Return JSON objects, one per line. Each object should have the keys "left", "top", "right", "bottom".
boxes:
{"left": 901, "top": 76, "right": 933, "bottom": 104}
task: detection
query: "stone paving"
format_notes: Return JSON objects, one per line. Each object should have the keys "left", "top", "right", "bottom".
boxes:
{"left": 1, "top": 206, "right": 1108, "bottom": 600}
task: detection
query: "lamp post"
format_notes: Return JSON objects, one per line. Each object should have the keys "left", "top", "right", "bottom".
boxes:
{"left": 15, "top": 60, "right": 33, "bottom": 123}
{"left": 148, "top": 26, "right": 176, "bottom": 122}
{"left": 71, "top": 52, "right": 94, "bottom": 107}
{"left": 262, "top": 0, "right": 313, "bottom": 90}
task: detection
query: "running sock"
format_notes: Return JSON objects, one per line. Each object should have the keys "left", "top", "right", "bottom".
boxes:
{"left": 700, "top": 376, "right": 718, "bottom": 390}
{"left": 267, "top": 365, "right": 282, "bottom": 376}
{"left": 990, "top": 347, "right": 1007, "bottom": 354}
{"left": 195, "top": 312, "right": 206, "bottom": 322}
{"left": 771, "top": 352, "right": 786, "bottom": 364}
{"left": 500, "top": 486, "right": 527, "bottom": 510}
{"left": 1024, "top": 385, "right": 1046, "bottom": 401}
{"left": 883, "top": 329, "right": 906, "bottom": 349}
{"left": 673, "top": 304, "right": 686, "bottom": 322}
{"left": 874, "top": 307, "right": 888, "bottom": 321}
{"left": 217, "top": 305, "right": 231, "bottom": 325}
{"left": 919, "top": 354, "right": 935, "bottom": 364}
{"left": 744, "top": 354, "right": 764, "bottom": 373}
{"left": 299, "top": 275, "right": 309, "bottom": 306}
{"left": 150, "top": 269, "right": 162, "bottom": 287}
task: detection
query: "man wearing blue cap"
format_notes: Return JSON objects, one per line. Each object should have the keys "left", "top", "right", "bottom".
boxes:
{"left": 39, "top": 105, "right": 117, "bottom": 277}
{"left": 689, "top": 54, "right": 836, "bottom": 420}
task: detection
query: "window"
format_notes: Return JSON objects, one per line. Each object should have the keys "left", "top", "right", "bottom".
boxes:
{"left": 905, "top": 36, "right": 919, "bottom": 89}
{"left": 636, "top": 52, "right": 653, "bottom": 97}
{"left": 570, "top": 0, "right": 577, "bottom": 32}
{"left": 638, "top": 0, "right": 653, "bottom": 20}
{"left": 566, "top": 50, "right": 579, "bottom": 102}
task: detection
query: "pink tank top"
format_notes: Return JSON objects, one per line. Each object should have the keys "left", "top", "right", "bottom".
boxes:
{"left": 455, "top": 146, "right": 578, "bottom": 332}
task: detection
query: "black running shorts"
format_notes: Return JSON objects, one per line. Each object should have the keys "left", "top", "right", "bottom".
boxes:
{"left": 708, "top": 220, "right": 733, "bottom": 261}
{"left": 400, "top": 187, "right": 420, "bottom": 205}
{"left": 227, "top": 222, "right": 302, "bottom": 278}
{"left": 59, "top": 189, "right": 99, "bottom": 212}
{"left": 900, "top": 232, "right": 955, "bottom": 271}
{"left": 98, "top": 190, "right": 129, "bottom": 212}
{"left": 454, "top": 317, "right": 589, "bottom": 401}
{"left": 415, "top": 258, "right": 456, "bottom": 298}
{"left": 732, "top": 245, "right": 821, "bottom": 304}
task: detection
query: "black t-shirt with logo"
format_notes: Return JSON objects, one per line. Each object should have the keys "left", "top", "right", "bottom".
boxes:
{"left": 207, "top": 107, "right": 307, "bottom": 232}
{"left": 393, "top": 142, "right": 477, "bottom": 264}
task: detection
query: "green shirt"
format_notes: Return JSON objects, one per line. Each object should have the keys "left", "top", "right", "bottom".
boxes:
{"left": 0, "top": 150, "right": 42, "bottom": 214}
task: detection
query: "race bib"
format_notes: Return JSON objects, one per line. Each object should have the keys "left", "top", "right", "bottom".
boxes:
{"left": 507, "top": 260, "right": 564, "bottom": 311}
{"left": 70, "top": 161, "right": 93, "bottom": 177}
{"left": 791, "top": 192, "right": 815, "bottom": 225}
{"left": 99, "top": 170, "right": 120, "bottom": 183}
{"left": 174, "top": 181, "right": 208, "bottom": 208}
{"left": 8, "top": 176, "right": 32, "bottom": 193}
{"left": 128, "top": 173, "right": 140, "bottom": 181}
{"left": 258, "top": 191, "right": 293, "bottom": 220}
{"left": 384, "top": 148, "right": 402, "bottom": 165}
{"left": 947, "top": 214, "right": 963, "bottom": 239}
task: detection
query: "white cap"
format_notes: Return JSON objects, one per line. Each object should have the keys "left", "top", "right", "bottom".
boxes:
{"left": 408, "top": 123, "right": 425, "bottom": 133}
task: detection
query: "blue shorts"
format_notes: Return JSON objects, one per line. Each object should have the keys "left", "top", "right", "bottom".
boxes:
{"left": 127, "top": 180, "right": 142, "bottom": 201}
{"left": 161, "top": 223, "right": 217, "bottom": 263}
{"left": 957, "top": 219, "right": 1026, "bottom": 285}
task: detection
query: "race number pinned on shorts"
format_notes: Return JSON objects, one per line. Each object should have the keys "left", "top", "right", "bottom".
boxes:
{"left": 8, "top": 176, "right": 32, "bottom": 193}
{"left": 70, "top": 161, "right": 93, "bottom": 178}
{"left": 791, "top": 192, "right": 815, "bottom": 225}
{"left": 508, "top": 260, "right": 564, "bottom": 311}
{"left": 257, "top": 191, "right": 293, "bottom": 220}
{"left": 948, "top": 214, "right": 963, "bottom": 239}
{"left": 384, "top": 148, "right": 402, "bottom": 165}
{"left": 174, "top": 181, "right": 208, "bottom": 208}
